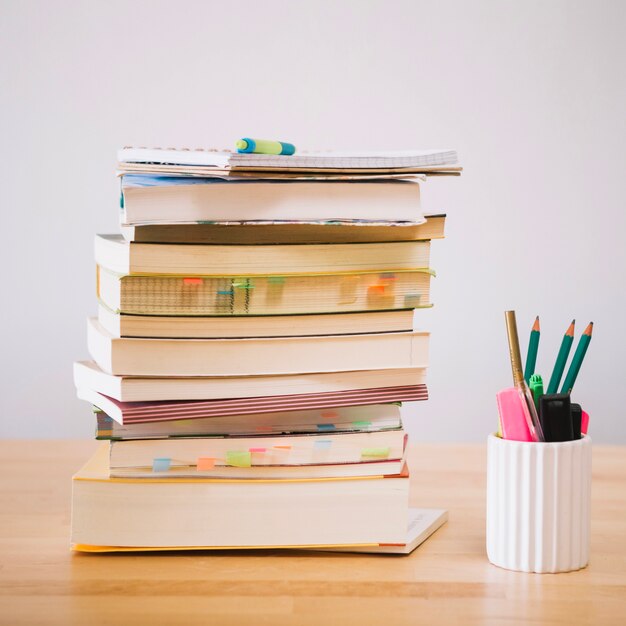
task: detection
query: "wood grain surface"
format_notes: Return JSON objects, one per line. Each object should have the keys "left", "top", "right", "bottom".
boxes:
{"left": 1, "top": 440, "right": 624, "bottom": 625}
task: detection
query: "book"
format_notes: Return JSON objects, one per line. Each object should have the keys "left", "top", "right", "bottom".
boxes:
{"left": 120, "top": 176, "right": 423, "bottom": 225}
{"left": 97, "top": 305, "right": 415, "bottom": 338}
{"left": 87, "top": 317, "right": 429, "bottom": 376}
{"left": 97, "top": 267, "right": 432, "bottom": 316}
{"left": 121, "top": 214, "right": 446, "bottom": 244}
{"left": 73, "top": 360, "right": 428, "bottom": 402}
{"left": 73, "top": 507, "right": 448, "bottom": 554}
{"left": 95, "top": 235, "right": 431, "bottom": 276}
{"left": 117, "top": 146, "right": 460, "bottom": 173}
{"left": 80, "top": 387, "right": 423, "bottom": 425}
{"left": 94, "top": 403, "right": 403, "bottom": 438}
{"left": 71, "top": 443, "right": 410, "bottom": 548}
{"left": 108, "top": 429, "right": 407, "bottom": 478}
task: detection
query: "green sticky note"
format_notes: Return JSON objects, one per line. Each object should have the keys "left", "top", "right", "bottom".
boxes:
{"left": 268, "top": 276, "right": 286, "bottom": 284}
{"left": 352, "top": 421, "right": 372, "bottom": 429}
{"left": 226, "top": 451, "right": 252, "bottom": 468}
{"left": 361, "top": 447, "right": 390, "bottom": 459}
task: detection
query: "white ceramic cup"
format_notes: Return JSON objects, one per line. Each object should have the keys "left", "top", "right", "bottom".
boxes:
{"left": 486, "top": 433, "right": 591, "bottom": 573}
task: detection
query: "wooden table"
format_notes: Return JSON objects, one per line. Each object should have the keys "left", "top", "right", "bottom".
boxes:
{"left": 1, "top": 441, "right": 624, "bottom": 625}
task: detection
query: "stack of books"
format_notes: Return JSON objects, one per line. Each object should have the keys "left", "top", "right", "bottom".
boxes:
{"left": 72, "top": 147, "right": 460, "bottom": 553}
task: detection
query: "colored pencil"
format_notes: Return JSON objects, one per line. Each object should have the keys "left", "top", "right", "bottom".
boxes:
{"left": 524, "top": 316, "right": 540, "bottom": 383}
{"left": 546, "top": 320, "right": 575, "bottom": 394}
{"left": 561, "top": 322, "right": 594, "bottom": 394}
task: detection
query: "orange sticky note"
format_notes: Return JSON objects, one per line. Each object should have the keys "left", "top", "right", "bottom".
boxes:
{"left": 320, "top": 410, "right": 338, "bottom": 419}
{"left": 183, "top": 277, "right": 203, "bottom": 286}
{"left": 197, "top": 457, "right": 216, "bottom": 470}
{"left": 368, "top": 284, "right": 386, "bottom": 295}
{"left": 273, "top": 445, "right": 291, "bottom": 450}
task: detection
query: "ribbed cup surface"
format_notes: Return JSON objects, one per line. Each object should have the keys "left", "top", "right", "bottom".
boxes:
{"left": 486, "top": 434, "right": 591, "bottom": 573}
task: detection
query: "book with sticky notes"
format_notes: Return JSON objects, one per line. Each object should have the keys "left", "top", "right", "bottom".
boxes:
{"left": 108, "top": 429, "right": 407, "bottom": 479}
{"left": 96, "top": 267, "right": 432, "bottom": 317}
{"left": 71, "top": 443, "right": 411, "bottom": 549}
{"left": 72, "top": 144, "right": 460, "bottom": 555}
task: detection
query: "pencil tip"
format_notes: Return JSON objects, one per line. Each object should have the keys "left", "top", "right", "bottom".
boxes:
{"left": 532, "top": 316, "right": 540, "bottom": 331}
{"left": 585, "top": 322, "right": 594, "bottom": 335}
{"left": 566, "top": 320, "right": 576, "bottom": 337}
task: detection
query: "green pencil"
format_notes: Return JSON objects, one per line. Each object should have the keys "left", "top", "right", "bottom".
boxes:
{"left": 561, "top": 322, "right": 594, "bottom": 394}
{"left": 524, "top": 316, "right": 540, "bottom": 383}
{"left": 546, "top": 320, "right": 575, "bottom": 394}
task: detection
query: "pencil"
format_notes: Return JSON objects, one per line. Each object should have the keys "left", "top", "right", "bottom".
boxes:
{"left": 561, "top": 322, "right": 593, "bottom": 394}
{"left": 546, "top": 320, "right": 575, "bottom": 394}
{"left": 524, "top": 316, "right": 540, "bottom": 383}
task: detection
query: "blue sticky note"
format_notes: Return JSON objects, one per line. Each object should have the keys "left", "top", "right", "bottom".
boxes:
{"left": 152, "top": 458, "right": 171, "bottom": 472}
{"left": 314, "top": 440, "right": 332, "bottom": 450}
{"left": 317, "top": 424, "right": 335, "bottom": 432}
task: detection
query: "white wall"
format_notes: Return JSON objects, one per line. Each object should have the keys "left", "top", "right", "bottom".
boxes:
{"left": 1, "top": 0, "right": 624, "bottom": 441}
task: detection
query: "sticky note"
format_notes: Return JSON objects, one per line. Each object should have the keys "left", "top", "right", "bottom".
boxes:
{"left": 183, "top": 277, "right": 203, "bottom": 286}
{"left": 226, "top": 451, "right": 252, "bottom": 467}
{"left": 233, "top": 282, "right": 254, "bottom": 289}
{"left": 317, "top": 424, "right": 336, "bottom": 432}
{"left": 339, "top": 275, "right": 358, "bottom": 304}
{"left": 314, "top": 440, "right": 332, "bottom": 450}
{"left": 197, "top": 457, "right": 216, "bottom": 470}
{"left": 217, "top": 289, "right": 234, "bottom": 296}
{"left": 404, "top": 293, "right": 421, "bottom": 307}
{"left": 152, "top": 458, "right": 171, "bottom": 472}
{"left": 273, "top": 445, "right": 291, "bottom": 450}
{"left": 268, "top": 276, "right": 286, "bottom": 284}
{"left": 379, "top": 272, "right": 396, "bottom": 280}
{"left": 361, "top": 447, "right": 390, "bottom": 459}
{"left": 368, "top": 284, "right": 386, "bottom": 295}
{"left": 352, "top": 420, "right": 372, "bottom": 429}
{"left": 320, "top": 410, "right": 338, "bottom": 419}
{"left": 249, "top": 447, "right": 266, "bottom": 453}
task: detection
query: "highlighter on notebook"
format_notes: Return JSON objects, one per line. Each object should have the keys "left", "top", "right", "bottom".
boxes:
{"left": 504, "top": 311, "right": 544, "bottom": 441}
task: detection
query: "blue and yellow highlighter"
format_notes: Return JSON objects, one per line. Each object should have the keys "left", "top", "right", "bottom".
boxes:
{"left": 236, "top": 138, "right": 296, "bottom": 155}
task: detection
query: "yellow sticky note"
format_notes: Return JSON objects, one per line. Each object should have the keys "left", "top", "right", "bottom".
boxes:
{"left": 226, "top": 451, "right": 252, "bottom": 468}
{"left": 361, "top": 447, "right": 390, "bottom": 459}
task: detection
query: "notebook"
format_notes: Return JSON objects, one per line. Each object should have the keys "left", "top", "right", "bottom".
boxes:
{"left": 117, "top": 147, "right": 460, "bottom": 172}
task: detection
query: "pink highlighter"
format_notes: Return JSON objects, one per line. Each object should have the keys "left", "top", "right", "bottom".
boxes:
{"left": 496, "top": 387, "right": 536, "bottom": 442}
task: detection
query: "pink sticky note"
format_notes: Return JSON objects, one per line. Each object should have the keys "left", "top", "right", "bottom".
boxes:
{"left": 581, "top": 410, "right": 589, "bottom": 435}
{"left": 496, "top": 387, "right": 534, "bottom": 442}
{"left": 249, "top": 447, "right": 266, "bottom": 453}
{"left": 197, "top": 457, "right": 216, "bottom": 470}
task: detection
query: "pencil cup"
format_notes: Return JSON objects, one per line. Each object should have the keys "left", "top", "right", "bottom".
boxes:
{"left": 486, "top": 433, "right": 591, "bottom": 573}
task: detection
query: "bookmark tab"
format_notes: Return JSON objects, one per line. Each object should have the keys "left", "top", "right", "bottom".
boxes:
{"left": 268, "top": 276, "right": 286, "bottom": 284}
{"left": 361, "top": 447, "right": 390, "bottom": 459}
{"left": 152, "top": 458, "right": 171, "bottom": 472}
{"left": 183, "top": 277, "right": 203, "bottom": 286}
{"left": 197, "top": 457, "right": 216, "bottom": 470}
{"left": 226, "top": 451, "right": 252, "bottom": 468}
{"left": 352, "top": 420, "right": 372, "bottom": 429}
{"left": 217, "top": 289, "right": 234, "bottom": 296}
{"left": 404, "top": 293, "right": 421, "bottom": 307}
{"left": 317, "top": 424, "right": 336, "bottom": 432}
{"left": 314, "top": 440, "right": 332, "bottom": 450}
